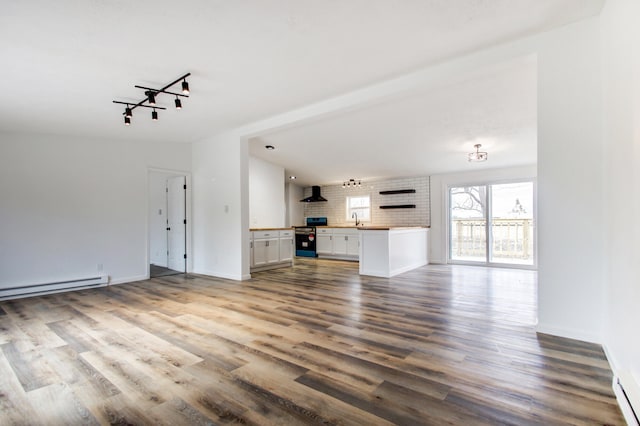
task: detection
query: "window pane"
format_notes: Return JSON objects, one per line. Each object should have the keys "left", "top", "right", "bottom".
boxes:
{"left": 347, "top": 196, "right": 370, "bottom": 221}
{"left": 450, "top": 186, "right": 486, "bottom": 262}
{"left": 489, "top": 182, "right": 534, "bottom": 265}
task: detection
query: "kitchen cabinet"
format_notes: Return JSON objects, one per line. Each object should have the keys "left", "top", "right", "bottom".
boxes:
{"left": 316, "top": 228, "right": 333, "bottom": 255}
{"left": 250, "top": 229, "right": 294, "bottom": 271}
{"left": 279, "top": 229, "right": 293, "bottom": 262}
{"left": 316, "top": 228, "right": 359, "bottom": 260}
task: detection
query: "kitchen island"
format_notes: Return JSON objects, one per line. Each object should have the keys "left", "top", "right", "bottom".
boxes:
{"left": 358, "top": 226, "right": 428, "bottom": 278}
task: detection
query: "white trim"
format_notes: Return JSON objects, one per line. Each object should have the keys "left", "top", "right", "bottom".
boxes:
{"left": 147, "top": 168, "right": 193, "bottom": 278}
{"left": 535, "top": 322, "right": 602, "bottom": 344}
{"left": 109, "top": 274, "right": 149, "bottom": 286}
{"left": 445, "top": 178, "right": 537, "bottom": 269}
{"left": 603, "top": 345, "right": 640, "bottom": 426}
{"left": 192, "top": 268, "right": 246, "bottom": 281}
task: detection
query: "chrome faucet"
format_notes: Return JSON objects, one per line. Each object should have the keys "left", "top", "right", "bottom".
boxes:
{"left": 352, "top": 212, "right": 360, "bottom": 226}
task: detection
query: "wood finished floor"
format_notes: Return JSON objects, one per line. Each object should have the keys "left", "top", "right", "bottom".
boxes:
{"left": 0, "top": 259, "right": 624, "bottom": 425}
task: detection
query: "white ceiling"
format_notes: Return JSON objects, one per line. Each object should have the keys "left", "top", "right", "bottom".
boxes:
{"left": 1, "top": 1, "right": 603, "bottom": 183}
{"left": 251, "top": 55, "right": 538, "bottom": 186}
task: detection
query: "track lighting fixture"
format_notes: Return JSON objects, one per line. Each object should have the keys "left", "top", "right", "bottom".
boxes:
{"left": 342, "top": 178, "right": 362, "bottom": 188}
{"left": 112, "top": 73, "right": 190, "bottom": 126}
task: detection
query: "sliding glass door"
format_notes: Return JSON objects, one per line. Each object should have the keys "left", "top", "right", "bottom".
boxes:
{"left": 449, "top": 181, "right": 535, "bottom": 267}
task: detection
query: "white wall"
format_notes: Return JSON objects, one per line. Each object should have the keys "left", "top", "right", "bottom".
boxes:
{"left": 429, "top": 165, "right": 536, "bottom": 264}
{"left": 536, "top": 17, "right": 605, "bottom": 343}
{"left": 249, "top": 156, "right": 285, "bottom": 229}
{"left": 0, "top": 132, "right": 191, "bottom": 287}
{"left": 192, "top": 131, "right": 250, "bottom": 280}
{"left": 285, "top": 183, "right": 305, "bottom": 227}
{"left": 601, "top": 0, "right": 640, "bottom": 412}
{"left": 189, "top": 16, "right": 612, "bottom": 350}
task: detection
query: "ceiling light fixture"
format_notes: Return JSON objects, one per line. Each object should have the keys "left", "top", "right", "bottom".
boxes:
{"left": 343, "top": 178, "right": 362, "bottom": 188}
{"left": 468, "top": 144, "right": 488, "bottom": 162}
{"left": 112, "top": 73, "right": 190, "bottom": 126}
{"left": 265, "top": 145, "right": 275, "bottom": 150}
{"left": 289, "top": 176, "right": 296, "bottom": 180}
{"left": 124, "top": 116, "right": 131, "bottom": 126}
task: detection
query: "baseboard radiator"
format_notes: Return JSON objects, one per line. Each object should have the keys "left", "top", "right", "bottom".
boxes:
{"left": 0, "top": 275, "right": 109, "bottom": 301}
{"left": 614, "top": 374, "right": 640, "bottom": 426}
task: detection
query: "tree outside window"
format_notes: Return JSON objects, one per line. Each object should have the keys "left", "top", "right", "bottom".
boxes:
{"left": 346, "top": 195, "right": 370, "bottom": 222}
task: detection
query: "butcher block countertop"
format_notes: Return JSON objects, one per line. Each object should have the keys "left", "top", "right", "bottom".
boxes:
{"left": 357, "top": 226, "right": 429, "bottom": 230}
{"left": 314, "top": 225, "right": 430, "bottom": 230}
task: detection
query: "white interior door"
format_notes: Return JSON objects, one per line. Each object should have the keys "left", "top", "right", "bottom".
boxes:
{"left": 149, "top": 172, "right": 168, "bottom": 267}
{"left": 167, "top": 176, "right": 186, "bottom": 272}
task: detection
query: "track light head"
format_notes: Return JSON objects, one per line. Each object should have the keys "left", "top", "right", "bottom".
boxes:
{"left": 124, "top": 116, "right": 131, "bottom": 126}
{"left": 182, "top": 80, "right": 189, "bottom": 95}
{"left": 147, "top": 92, "right": 156, "bottom": 106}
{"left": 125, "top": 107, "right": 132, "bottom": 118}
{"left": 175, "top": 97, "right": 182, "bottom": 109}
{"left": 152, "top": 109, "right": 158, "bottom": 121}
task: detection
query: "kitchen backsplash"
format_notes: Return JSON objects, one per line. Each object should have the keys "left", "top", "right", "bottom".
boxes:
{"left": 303, "top": 176, "right": 430, "bottom": 227}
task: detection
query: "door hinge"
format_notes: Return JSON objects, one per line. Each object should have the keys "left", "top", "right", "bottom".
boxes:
{"left": 167, "top": 227, "right": 171, "bottom": 231}
{"left": 183, "top": 254, "right": 187, "bottom": 259}
{"left": 183, "top": 219, "right": 187, "bottom": 225}
{"left": 183, "top": 184, "right": 187, "bottom": 190}
{"left": 166, "top": 187, "right": 169, "bottom": 193}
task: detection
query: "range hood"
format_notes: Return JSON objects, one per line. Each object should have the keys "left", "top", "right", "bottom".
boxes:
{"left": 300, "top": 186, "right": 327, "bottom": 202}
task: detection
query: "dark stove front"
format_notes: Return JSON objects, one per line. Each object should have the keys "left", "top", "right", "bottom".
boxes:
{"left": 295, "top": 227, "right": 317, "bottom": 257}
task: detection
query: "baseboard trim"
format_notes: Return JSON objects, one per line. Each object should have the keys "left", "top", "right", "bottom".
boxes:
{"left": 535, "top": 322, "right": 602, "bottom": 344}
{"left": 191, "top": 268, "right": 244, "bottom": 281}
{"left": 109, "top": 274, "right": 149, "bottom": 286}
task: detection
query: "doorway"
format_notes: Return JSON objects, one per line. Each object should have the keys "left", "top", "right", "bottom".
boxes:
{"left": 449, "top": 181, "right": 535, "bottom": 267}
{"left": 149, "top": 171, "right": 187, "bottom": 278}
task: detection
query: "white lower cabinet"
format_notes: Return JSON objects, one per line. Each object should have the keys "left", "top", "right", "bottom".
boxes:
{"left": 316, "top": 234, "right": 333, "bottom": 255}
{"left": 253, "top": 238, "right": 279, "bottom": 266}
{"left": 279, "top": 230, "right": 293, "bottom": 262}
{"left": 250, "top": 229, "right": 294, "bottom": 271}
{"left": 316, "top": 228, "right": 359, "bottom": 260}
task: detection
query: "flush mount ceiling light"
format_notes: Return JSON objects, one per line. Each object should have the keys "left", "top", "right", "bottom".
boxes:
{"left": 468, "top": 144, "right": 488, "bottom": 162}
{"left": 113, "top": 73, "right": 190, "bottom": 125}
{"left": 265, "top": 145, "right": 275, "bottom": 150}
{"left": 342, "top": 178, "right": 362, "bottom": 188}
{"left": 289, "top": 175, "right": 296, "bottom": 180}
